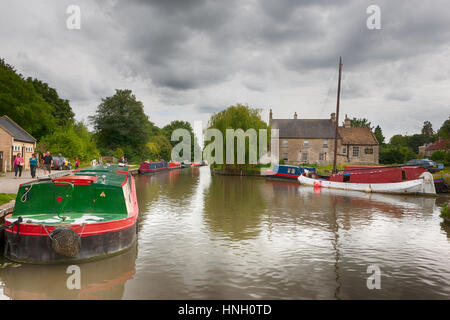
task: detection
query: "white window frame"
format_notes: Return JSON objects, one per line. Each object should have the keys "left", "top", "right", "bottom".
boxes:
{"left": 303, "top": 140, "right": 310, "bottom": 147}
{"left": 353, "top": 146, "right": 359, "bottom": 157}
{"left": 323, "top": 140, "right": 328, "bottom": 148}
{"left": 282, "top": 140, "right": 289, "bottom": 147}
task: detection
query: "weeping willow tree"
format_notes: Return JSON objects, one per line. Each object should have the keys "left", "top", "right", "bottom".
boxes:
{"left": 206, "top": 103, "right": 269, "bottom": 171}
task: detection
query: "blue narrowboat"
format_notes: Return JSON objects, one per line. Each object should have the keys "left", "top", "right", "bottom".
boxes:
{"left": 266, "top": 164, "right": 316, "bottom": 182}
{"left": 139, "top": 161, "right": 169, "bottom": 174}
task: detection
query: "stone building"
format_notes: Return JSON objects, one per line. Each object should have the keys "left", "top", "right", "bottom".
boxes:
{"left": 418, "top": 138, "right": 450, "bottom": 157}
{"left": 269, "top": 110, "right": 379, "bottom": 165}
{"left": 0, "top": 115, "right": 37, "bottom": 172}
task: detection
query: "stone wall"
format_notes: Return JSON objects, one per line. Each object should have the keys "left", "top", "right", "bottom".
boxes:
{"left": 278, "top": 137, "right": 379, "bottom": 165}
{"left": 0, "top": 127, "right": 13, "bottom": 172}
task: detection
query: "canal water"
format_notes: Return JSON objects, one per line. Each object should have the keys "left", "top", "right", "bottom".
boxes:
{"left": 0, "top": 166, "right": 449, "bottom": 299}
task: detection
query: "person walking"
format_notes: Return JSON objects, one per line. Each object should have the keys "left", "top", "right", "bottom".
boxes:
{"left": 75, "top": 157, "right": 79, "bottom": 169}
{"left": 43, "top": 151, "right": 53, "bottom": 175}
{"left": 29, "top": 153, "right": 38, "bottom": 178}
{"left": 13, "top": 153, "right": 24, "bottom": 178}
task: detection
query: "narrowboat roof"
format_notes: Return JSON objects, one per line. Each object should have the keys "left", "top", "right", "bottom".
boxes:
{"left": 19, "top": 164, "right": 129, "bottom": 188}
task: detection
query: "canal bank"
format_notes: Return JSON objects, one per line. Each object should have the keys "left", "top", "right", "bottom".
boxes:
{"left": 1, "top": 166, "right": 449, "bottom": 299}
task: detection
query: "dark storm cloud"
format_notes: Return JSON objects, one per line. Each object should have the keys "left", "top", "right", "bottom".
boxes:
{"left": 1, "top": 0, "right": 449, "bottom": 136}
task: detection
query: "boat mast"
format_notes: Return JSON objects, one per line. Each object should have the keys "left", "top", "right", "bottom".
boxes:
{"left": 332, "top": 57, "right": 343, "bottom": 174}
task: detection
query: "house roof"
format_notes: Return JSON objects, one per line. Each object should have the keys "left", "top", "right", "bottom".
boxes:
{"left": 338, "top": 127, "right": 378, "bottom": 145}
{"left": 0, "top": 115, "right": 36, "bottom": 143}
{"left": 271, "top": 119, "right": 339, "bottom": 139}
{"left": 425, "top": 139, "right": 450, "bottom": 151}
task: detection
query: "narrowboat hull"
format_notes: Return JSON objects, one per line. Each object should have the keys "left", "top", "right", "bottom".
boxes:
{"left": 298, "top": 172, "right": 436, "bottom": 195}
{"left": 139, "top": 167, "right": 169, "bottom": 174}
{"left": 3, "top": 223, "right": 137, "bottom": 264}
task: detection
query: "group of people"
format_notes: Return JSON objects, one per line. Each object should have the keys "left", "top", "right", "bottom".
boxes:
{"left": 12, "top": 152, "right": 80, "bottom": 179}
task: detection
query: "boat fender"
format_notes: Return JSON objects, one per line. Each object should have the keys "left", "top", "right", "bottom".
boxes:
{"left": 49, "top": 227, "right": 81, "bottom": 258}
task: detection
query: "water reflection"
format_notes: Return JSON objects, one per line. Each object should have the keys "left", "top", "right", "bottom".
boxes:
{"left": 0, "top": 244, "right": 137, "bottom": 299}
{"left": 0, "top": 167, "right": 449, "bottom": 299}
{"left": 203, "top": 175, "right": 267, "bottom": 240}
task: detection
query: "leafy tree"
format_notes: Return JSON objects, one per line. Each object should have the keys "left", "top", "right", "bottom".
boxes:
{"left": 373, "top": 125, "right": 385, "bottom": 145}
{"left": 389, "top": 134, "right": 408, "bottom": 147}
{"left": 89, "top": 89, "right": 157, "bottom": 160}
{"left": 38, "top": 122, "right": 99, "bottom": 161}
{"left": 207, "top": 103, "right": 269, "bottom": 169}
{"left": 162, "top": 120, "right": 201, "bottom": 161}
{"left": 145, "top": 135, "right": 172, "bottom": 161}
{"left": 437, "top": 116, "right": 450, "bottom": 139}
{"left": 350, "top": 118, "right": 373, "bottom": 130}
{"left": 379, "top": 145, "right": 415, "bottom": 164}
{"left": 27, "top": 78, "right": 75, "bottom": 126}
{"left": 407, "top": 134, "right": 433, "bottom": 154}
{"left": 0, "top": 58, "right": 56, "bottom": 139}
{"left": 421, "top": 121, "right": 434, "bottom": 137}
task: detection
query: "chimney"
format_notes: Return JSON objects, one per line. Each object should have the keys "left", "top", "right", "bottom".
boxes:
{"left": 269, "top": 109, "right": 273, "bottom": 126}
{"left": 331, "top": 112, "right": 336, "bottom": 122}
{"left": 294, "top": 112, "right": 297, "bottom": 120}
{"left": 344, "top": 114, "right": 351, "bottom": 128}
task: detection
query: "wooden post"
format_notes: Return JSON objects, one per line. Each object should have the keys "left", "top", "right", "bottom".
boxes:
{"left": 333, "top": 57, "right": 343, "bottom": 174}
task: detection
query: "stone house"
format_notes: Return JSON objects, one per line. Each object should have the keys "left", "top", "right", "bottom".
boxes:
{"left": 269, "top": 110, "right": 379, "bottom": 165}
{"left": 418, "top": 138, "right": 450, "bottom": 157}
{"left": 0, "top": 115, "right": 37, "bottom": 172}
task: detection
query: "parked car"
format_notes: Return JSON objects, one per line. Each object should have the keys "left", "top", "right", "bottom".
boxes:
{"left": 405, "top": 159, "right": 440, "bottom": 173}
{"left": 52, "top": 155, "right": 72, "bottom": 170}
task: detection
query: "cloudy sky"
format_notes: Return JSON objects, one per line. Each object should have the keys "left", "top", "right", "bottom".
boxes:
{"left": 1, "top": 0, "right": 449, "bottom": 139}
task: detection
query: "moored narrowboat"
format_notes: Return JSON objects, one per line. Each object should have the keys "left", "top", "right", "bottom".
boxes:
{"left": 265, "top": 164, "right": 316, "bottom": 182}
{"left": 168, "top": 161, "right": 181, "bottom": 170}
{"left": 298, "top": 166, "right": 436, "bottom": 195}
{"left": 139, "top": 161, "right": 169, "bottom": 174}
{"left": 3, "top": 164, "right": 139, "bottom": 264}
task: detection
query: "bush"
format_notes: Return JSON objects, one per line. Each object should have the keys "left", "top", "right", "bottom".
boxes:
{"left": 440, "top": 202, "right": 449, "bottom": 219}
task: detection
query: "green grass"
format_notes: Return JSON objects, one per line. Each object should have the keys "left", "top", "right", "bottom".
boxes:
{"left": 440, "top": 202, "right": 449, "bottom": 219}
{"left": 0, "top": 193, "right": 16, "bottom": 206}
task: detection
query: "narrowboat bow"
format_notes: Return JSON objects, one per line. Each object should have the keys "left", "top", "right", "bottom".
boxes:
{"left": 3, "top": 164, "right": 139, "bottom": 264}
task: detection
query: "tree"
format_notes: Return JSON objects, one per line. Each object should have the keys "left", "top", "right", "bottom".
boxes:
{"left": 350, "top": 117, "right": 373, "bottom": 129}
{"left": 389, "top": 134, "right": 408, "bottom": 147}
{"left": 437, "top": 116, "right": 450, "bottom": 139}
{"left": 373, "top": 125, "right": 385, "bottom": 145}
{"left": 379, "top": 145, "right": 415, "bottom": 164}
{"left": 89, "top": 89, "right": 156, "bottom": 160}
{"left": 0, "top": 58, "right": 56, "bottom": 140}
{"left": 27, "top": 78, "right": 75, "bottom": 126}
{"left": 421, "top": 121, "right": 434, "bottom": 137}
{"left": 207, "top": 103, "right": 269, "bottom": 169}
{"left": 38, "top": 121, "right": 100, "bottom": 161}
{"left": 145, "top": 135, "right": 172, "bottom": 161}
{"left": 162, "top": 120, "right": 201, "bottom": 161}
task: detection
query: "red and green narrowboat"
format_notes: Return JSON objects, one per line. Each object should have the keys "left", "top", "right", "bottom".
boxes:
{"left": 3, "top": 164, "right": 139, "bottom": 264}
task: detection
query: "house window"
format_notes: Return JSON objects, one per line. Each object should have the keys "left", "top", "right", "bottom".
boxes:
{"left": 283, "top": 153, "right": 288, "bottom": 161}
{"left": 302, "top": 152, "right": 308, "bottom": 161}
{"left": 323, "top": 140, "right": 328, "bottom": 148}
{"left": 303, "top": 140, "right": 310, "bottom": 147}
{"left": 319, "top": 152, "right": 326, "bottom": 161}
{"left": 13, "top": 145, "right": 20, "bottom": 152}
{"left": 353, "top": 147, "right": 359, "bottom": 157}
{"left": 25, "top": 146, "right": 33, "bottom": 152}
{"left": 342, "top": 147, "right": 347, "bottom": 154}
{"left": 282, "top": 140, "right": 288, "bottom": 147}
{"left": 365, "top": 147, "right": 373, "bottom": 154}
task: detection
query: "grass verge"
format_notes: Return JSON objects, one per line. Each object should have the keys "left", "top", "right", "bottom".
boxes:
{"left": 0, "top": 193, "right": 16, "bottom": 206}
